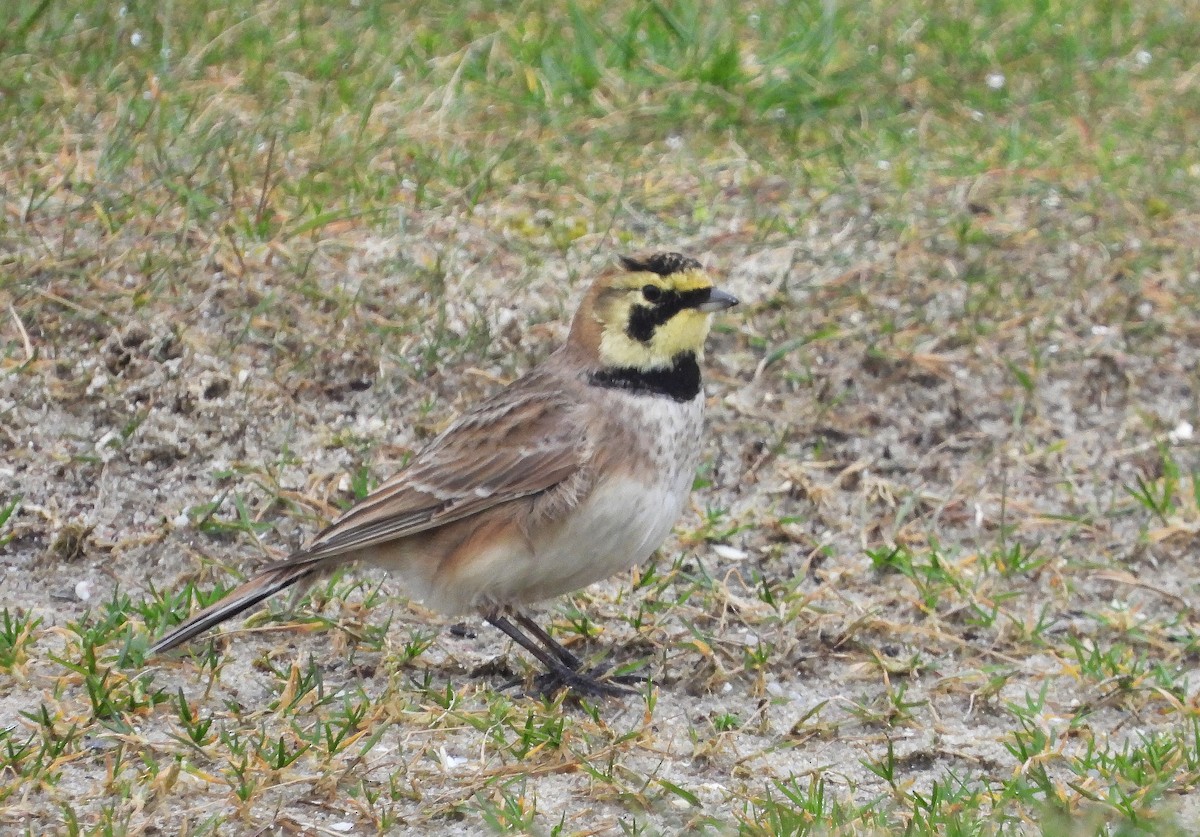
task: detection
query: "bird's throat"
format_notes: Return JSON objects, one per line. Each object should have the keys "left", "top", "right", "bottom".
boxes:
{"left": 588, "top": 352, "right": 701, "bottom": 402}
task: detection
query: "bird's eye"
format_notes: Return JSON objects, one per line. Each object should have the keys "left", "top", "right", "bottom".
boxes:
{"left": 641, "top": 284, "right": 662, "bottom": 303}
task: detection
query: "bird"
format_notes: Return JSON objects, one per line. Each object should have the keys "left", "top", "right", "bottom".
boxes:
{"left": 150, "top": 251, "right": 738, "bottom": 696}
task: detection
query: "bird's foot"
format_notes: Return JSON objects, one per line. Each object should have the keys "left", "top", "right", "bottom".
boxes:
{"left": 503, "top": 659, "right": 648, "bottom": 699}
{"left": 528, "top": 665, "right": 639, "bottom": 699}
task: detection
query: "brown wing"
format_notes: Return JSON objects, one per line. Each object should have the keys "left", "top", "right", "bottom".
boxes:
{"left": 281, "top": 369, "right": 591, "bottom": 565}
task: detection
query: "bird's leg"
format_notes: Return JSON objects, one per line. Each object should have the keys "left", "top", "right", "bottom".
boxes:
{"left": 485, "top": 614, "right": 634, "bottom": 698}
{"left": 511, "top": 612, "right": 582, "bottom": 670}
{"left": 485, "top": 614, "right": 574, "bottom": 677}
{"left": 514, "top": 611, "right": 650, "bottom": 688}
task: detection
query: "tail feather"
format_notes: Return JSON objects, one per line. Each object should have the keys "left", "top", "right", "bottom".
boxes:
{"left": 150, "top": 564, "right": 317, "bottom": 654}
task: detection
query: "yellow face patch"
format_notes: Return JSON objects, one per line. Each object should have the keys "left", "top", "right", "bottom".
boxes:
{"left": 595, "top": 268, "right": 719, "bottom": 370}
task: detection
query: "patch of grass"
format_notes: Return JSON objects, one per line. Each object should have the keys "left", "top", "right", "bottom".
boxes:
{"left": 0, "top": 495, "right": 20, "bottom": 549}
{"left": 0, "top": 608, "right": 40, "bottom": 672}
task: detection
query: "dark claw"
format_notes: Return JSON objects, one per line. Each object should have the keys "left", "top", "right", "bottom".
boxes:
{"left": 503, "top": 658, "right": 651, "bottom": 699}
{"left": 518, "top": 665, "right": 640, "bottom": 699}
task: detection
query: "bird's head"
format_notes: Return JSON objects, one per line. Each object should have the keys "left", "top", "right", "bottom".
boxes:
{"left": 569, "top": 252, "right": 738, "bottom": 371}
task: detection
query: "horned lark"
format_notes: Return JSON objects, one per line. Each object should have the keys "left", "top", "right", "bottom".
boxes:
{"left": 151, "top": 252, "right": 738, "bottom": 696}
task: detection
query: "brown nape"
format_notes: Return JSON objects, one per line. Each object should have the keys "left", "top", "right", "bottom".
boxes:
{"left": 563, "top": 273, "right": 610, "bottom": 361}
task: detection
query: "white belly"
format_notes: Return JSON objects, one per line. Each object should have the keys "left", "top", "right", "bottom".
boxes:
{"left": 519, "top": 475, "right": 688, "bottom": 601}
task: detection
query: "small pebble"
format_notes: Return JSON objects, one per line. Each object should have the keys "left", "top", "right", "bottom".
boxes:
{"left": 711, "top": 544, "right": 748, "bottom": 561}
{"left": 1169, "top": 421, "right": 1193, "bottom": 444}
